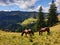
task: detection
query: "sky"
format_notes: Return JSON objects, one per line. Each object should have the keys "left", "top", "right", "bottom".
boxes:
{"left": 0, "top": 0, "right": 60, "bottom": 12}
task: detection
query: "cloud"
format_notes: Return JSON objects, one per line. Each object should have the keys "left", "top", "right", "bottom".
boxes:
{"left": 42, "top": 0, "right": 60, "bottom": 13}
{"left": 55, "top": 0, "right": 60, "bottom": 12}
{"left": 18, "top": 0, "right": 37, "bottom": 9}
{"left": 43, "top": 6, "right": 49, "bottom": 13}
{"left": 0, "top": 0, "right": 38, "bottom": 9}
{"left": 0, "top": 0, "right": 59, "bottom": 12}
{"left": 27, "top": 0, "right": 60, "bottom": 12}
{"left": 0, "top": 0, "right": 50, "bottom": 12}
{"left": 0, "top": 10, "right": 11, "bottom": 11}
{"left": 33, "top": 5, "right": 49, "bottom": 13}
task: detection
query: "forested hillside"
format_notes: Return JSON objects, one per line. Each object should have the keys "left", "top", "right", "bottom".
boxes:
{"left": 0, "top": 11, "right": 37, "bottom": 31}
{"left": 0, "top": 11, "right": 60, "bottom": 32}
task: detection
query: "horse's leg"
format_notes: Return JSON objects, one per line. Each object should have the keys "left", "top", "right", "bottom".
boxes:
{"left": 28, "top": 32, "right": 32, "bottom": 38}
{"left": 29, "top": 33, "right": 33, "bottom": 42}
{"left": 39, "top": 31, "right": 43, "bottom": 35}
{"left": 29, "top": 32, "right": 33, "bottom": 42}
{"left": 31, "top": 31, "right": 34, "bottom": 36}
{"left": 25, "top": 33, "right": 27, "bottom": 37}
{"left": 39, "top": 31, "right": 41, "bottom": 35}
{"left": 47, "top": 29, "right": 50, "bottom": 35}
{"left": 21, "top": 32, "right": 24, "bottom": 36}
{"left": 29, "top": 33, "right": 32, "bottom": 38}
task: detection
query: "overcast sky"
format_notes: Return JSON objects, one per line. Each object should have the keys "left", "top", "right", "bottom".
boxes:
{"left": 0, "top": 0, "right": 60, "bottom": 12}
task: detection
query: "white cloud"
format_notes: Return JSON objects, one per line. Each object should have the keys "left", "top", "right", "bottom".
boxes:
{"left": 2, "top": 10, "right": 11, "bottom": 12}
{"left": 43, "top": 6, "right": 49, "bottom": 13}
{"left": 42, "top": 0, "right": 60, "bottom": 13}
{"left": 0, "top": 0, "right": 50, "bottom": 12}
{"left": 0, "top": 9, "right": 11, "bottom": 12}
{"left": 0, "top": 0, "right": 38, "bottom": 9}
{"left": 0, "top": 0, "right": 60, "bottom": 12}
{"left": 14, "top": 0, "right": 35, "bottom": 9}
{"left": 34, "top": 5, "right": 49, "bottom": 13}
{"left": 55, "top": 0, "right": 60, "bottom": 12}
{"left": 30, "top": 0, "right": 60, "bottom": 12}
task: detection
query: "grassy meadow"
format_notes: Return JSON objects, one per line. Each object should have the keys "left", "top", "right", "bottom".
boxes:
{"left": 0, "top": 23, "right": 60, "bottom": 45}
{"left": 0, "top": 15, "right": 60, "bottom": 45}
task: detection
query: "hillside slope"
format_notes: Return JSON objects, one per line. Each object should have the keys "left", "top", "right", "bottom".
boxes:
{"left": 0, "top": 23, "right": 60, "bottom": 45}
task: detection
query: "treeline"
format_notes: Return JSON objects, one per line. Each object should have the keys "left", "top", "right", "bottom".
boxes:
{"left": 1, "top": 23, "right": 35, "bottom": 32}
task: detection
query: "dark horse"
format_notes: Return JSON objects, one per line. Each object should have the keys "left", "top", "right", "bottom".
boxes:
{"left": 39, "top": 27, "right": 50, "bottom": 35}
{"left": 21, "top": 28, "right": 34, "bottom": 37}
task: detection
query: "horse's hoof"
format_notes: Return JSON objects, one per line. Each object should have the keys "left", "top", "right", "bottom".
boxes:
{"left": 30, "top": 39, "right": 33, "bottom": 42}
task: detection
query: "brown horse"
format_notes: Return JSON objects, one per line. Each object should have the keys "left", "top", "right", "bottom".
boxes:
{"left": 21, "top": 28, "right": 34, "bottom": 37}
{"left": 39, "top": 27, "right": 50, "bottom": 35}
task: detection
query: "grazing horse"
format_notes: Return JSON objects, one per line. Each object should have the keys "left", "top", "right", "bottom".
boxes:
{"left": 21, "top": 28, "right": 34, "bottom": 37}
{"left": 39, "top": 27, "right": 50, "bottom": 35}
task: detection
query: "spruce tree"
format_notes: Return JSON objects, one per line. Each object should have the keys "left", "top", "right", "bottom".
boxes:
{"left": 47, "top": 0, "right": 58, "bottom": 26}
{"left": 36, "top": 6, "right": 45, "bottom": 30}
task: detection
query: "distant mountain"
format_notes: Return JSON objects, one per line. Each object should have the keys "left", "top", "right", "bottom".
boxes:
{"left": 0, "top": 11, "right": 60, "bottom": 31}
{"left": 0, "top": 11, "right": 37, "bottom": 23}
{"left": 0, "top": 11, "right": 38, "bottom": 30}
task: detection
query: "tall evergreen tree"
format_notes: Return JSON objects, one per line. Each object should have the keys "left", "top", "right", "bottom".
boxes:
{"left": 36, "top": 6, "right": 45, "bottom": 30}
{"left": 47, "top": 0, "right": 58, "bottom": 26}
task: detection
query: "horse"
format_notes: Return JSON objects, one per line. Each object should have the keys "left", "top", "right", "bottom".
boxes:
{"left": 39, "top": 27, "right": 50, "bottom": 35}
{"left": 21, "top": 28, "right": 34, "bottom": 37}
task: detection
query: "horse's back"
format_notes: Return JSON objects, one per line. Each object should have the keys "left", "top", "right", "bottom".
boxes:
{"left": 24, "top": 29, "right": 31, "bottom": 33}
{"left": 28, "top": 29, "right": 31, "bottom": 31}
{"left": 24, "top": 29, "right": 28, "bottom": 32}
{"left": 41, "top": 28, "right": 46, "bottom": 30}
{"left": 45, "top": 27, "right": 49, "bottom": 30}
{"left": 40, "top": 27, "right": 49, "bottom": 31}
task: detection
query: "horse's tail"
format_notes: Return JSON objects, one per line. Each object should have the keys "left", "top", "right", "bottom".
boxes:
{"left": 21, "top": 32, "right": 24, "bottom": 36}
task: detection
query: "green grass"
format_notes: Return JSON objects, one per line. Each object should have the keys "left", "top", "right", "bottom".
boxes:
{"left": 0, "top": 15, "right": 60, "bottom": 45}
{"left": 21, "top": 17, "right": 37, "bottom": 25}
{"left": 0, "top": 23, "right": 60, "bottom": 45}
